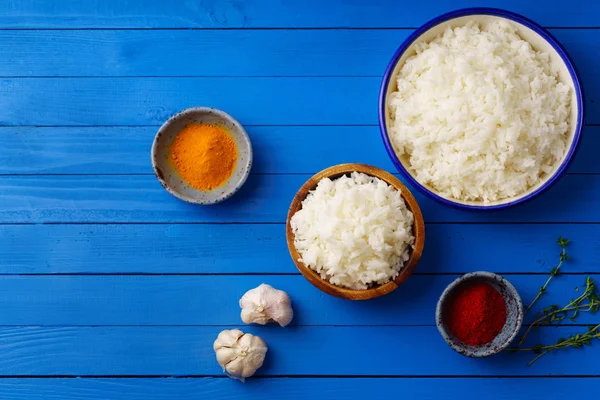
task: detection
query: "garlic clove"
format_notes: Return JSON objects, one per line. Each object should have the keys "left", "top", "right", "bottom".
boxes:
{"left": 213, "top": 328, "right": 244, "bottom": 350}
{"left": 239, "top": 283, "right": 294, "bottom": 327}
{"left": 215, "top": 347, "right": 237, "bottom": 366}
{"left": 213, "top": 329, "right": 267, "bottom": 381}
{"left": 236, "top": 334, "right": 267, "bottom": 376}
{"left": 225, "top": 357, "right": 247, "bottom": 378}
{"left": 241, "top": 306, "right": 271, "bottom": 325}
{"left": 264, "top": 290, "right": 294, "bottom": 327}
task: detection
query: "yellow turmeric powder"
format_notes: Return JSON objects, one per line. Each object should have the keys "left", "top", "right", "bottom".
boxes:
{"left": 170, "top": 123, "right": 238, "bottom": 191}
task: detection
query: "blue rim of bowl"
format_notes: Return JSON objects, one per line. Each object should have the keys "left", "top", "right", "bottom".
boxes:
{"left": 150, "top": 106, "right": 253, "bottom": 205}
{"left": 378, "top": 7, "right": 586, "bottom": 210}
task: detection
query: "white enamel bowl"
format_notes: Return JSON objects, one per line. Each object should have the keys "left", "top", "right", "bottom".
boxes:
{"left": 379, "top": 8, "right": 585, "bottom": 210}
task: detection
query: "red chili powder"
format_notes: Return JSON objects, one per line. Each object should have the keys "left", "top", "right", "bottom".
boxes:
{"left": 445, "top": 281, "right": 507, "bottom": 346}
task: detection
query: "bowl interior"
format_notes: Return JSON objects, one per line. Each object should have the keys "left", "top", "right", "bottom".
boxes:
{"left": 382, "top": 13, "right": 582, "bottom": 208}
{"left": 285, "top": 163, "right": 425, "bottom": 300}
{"left": 151, "top": 107, "right": 252, "bottom": 205}
{"left": 436, "top": 272, "right": 523, "bottom": 357}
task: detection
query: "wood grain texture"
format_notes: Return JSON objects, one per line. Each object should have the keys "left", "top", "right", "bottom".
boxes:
{"left": 286, "top": 164, "right": 424, "bottom": 300}
{"left": 0, "top": 174, "right": 598, "bottom": 223}
{"left": 0, "top": 29, "right": 593, "bottom": 77}
{"left": 0, "top": 326, "right": 595, "bottom": 375}
{"left": 0, "top": 78, "right": 374, "bottom": 126}
{"left": 1, "top": 223, "right": 597, "bottom": 274}
{"left": 2, "top": 125, "right": 599, "bottom": 175}
{"left": 0, "top": 0, "right": 598, "bottom": 387}
{"left": 0, "top": 275, "right": 594, "bottom": 326}
{"left": 0, "top": 378, "right": 594, "bottom": 399}
{"left": 0, "top": 77, "right": 597, "bottom": 126}
{"left": 0, "top": 0, "right": 597, "bottom": 28}
{"left": 0, "top": 30, "right": 411, "bottom": 77}
{"left": 1, "top": 126, "right": 395, "bottom": 174}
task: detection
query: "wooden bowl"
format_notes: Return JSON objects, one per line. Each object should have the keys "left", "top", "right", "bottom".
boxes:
{"left": 286, "top": 163, "right": 425, "bottom": 300}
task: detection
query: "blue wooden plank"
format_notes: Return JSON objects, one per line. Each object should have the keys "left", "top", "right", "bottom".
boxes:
{"left": 0, "top": 224, "right": 288, "bottom": 274}
{"left": 0, "top": 326, "right": 594, "bottom": 375}
{"left": 0, "top": 77, "right": 596, "bottom": 126}
{"left": 0, "top": 0, "right": 597, "bottom": 28}
{"left": 0, "top": 378, "right": 594, "bottom": 399}
{"left": 0, "top": 30, "right": 411, "bottom": 77}
{"left": 0, "top": 29, "right": 592, "bottom": 78}
{"left": 0, "top": 174, "right": 597, "bottom": 223}
{"left": 2, "top": 125, "right": 598, "bottom": 175}
{"left": 571, "top": 126, "right": 600, "bottom": 174}
{"left": 0, "top": 77, "right": 375, "bottom": 126}
{"left": 1, "top": 223, "right": 595, "bottom": 274}
{"left": 0, "top": 275, "right": 592, "bottom": 326}
{"left": 0, "top": 126, "right": 393, "bottom": 175}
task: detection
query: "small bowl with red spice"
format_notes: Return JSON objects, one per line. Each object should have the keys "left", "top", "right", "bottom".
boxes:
{"left": 436, "top": 271, "right": 523, "bottom": 358}
{"left": 151, "top": 107, "right": 252, "bottom": 205}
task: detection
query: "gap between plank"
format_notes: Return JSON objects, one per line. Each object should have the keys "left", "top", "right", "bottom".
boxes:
{"left": 2, "top": 221, "right": 600, "bottom": 226}
{"left": 0, "top": 272, "right": 596, "bottom": 276}
{"left": 0, "top": 324, "right": 438, "bottom": 327}
{"left": 0, "top": 75, "right": 384, "bottom": 79}
{"left": 0, "top": 374, "right": 596, "bottom": 378}
{"left": 1, "top": 123, "right": 598, "bottom": 127}
{"left": 0, "top": 26, "right": 597, "bottom": 31}
{"left": 0, "top": 172, "right": 594, "bottom": 177}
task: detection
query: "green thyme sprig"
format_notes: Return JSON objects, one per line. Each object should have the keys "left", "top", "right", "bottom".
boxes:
{"left": 508, "top": 238, "right": 600, "bottom": 366}
{"left": 525, "top": 236, "right": 569, "bottom": 313}
{"left": 514, "top": 323, "right": 600, "bottom": 366}
{"left": 518, "top": 276, "right": 599, "bottom": 346}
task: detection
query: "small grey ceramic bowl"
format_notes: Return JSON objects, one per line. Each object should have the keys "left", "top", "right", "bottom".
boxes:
{"left": 436, "top": 271, "right": 523, "bottom": 357}
{"left": 151, "top": 107, "right": 252, "bottom": 205}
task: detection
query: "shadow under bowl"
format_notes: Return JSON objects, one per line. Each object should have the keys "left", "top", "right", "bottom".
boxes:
{"left": 151, "top": 107, "right": 253, "bottom": 205}
{"left": 436, "top": 271, "right": 524, "bottom": 357}
{"left": 285, "top": 163, "right": 425, "bottom": 300}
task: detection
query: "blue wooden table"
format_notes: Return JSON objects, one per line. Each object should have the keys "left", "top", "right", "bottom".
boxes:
{"left": 1, "top": 0, "right": 599, "bottom": 398}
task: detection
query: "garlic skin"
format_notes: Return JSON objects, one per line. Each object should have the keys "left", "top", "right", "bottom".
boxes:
{"left": 213, "top": 329, "right": 267, "bottom": 380}
{"left": 240, "top": 284, "right": 294, "bottom": 327}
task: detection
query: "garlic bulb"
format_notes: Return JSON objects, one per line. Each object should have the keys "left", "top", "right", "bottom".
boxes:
{"left": 239, "top": 283, "right": 294, "bottom": 327}
{"left": 213, "top": 329, "right": 267, "bottom": 380}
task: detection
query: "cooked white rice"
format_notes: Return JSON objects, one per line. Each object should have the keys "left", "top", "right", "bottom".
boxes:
{"left": 290, "top": 172, "right": 414, "bottom": 290}
{"left": 388, "top": 20, "right": 570, "bottom": 203}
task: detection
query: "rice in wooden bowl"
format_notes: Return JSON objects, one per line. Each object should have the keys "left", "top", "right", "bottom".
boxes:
{"left": 286, "top": 164, "right": 425, "bottom": 300}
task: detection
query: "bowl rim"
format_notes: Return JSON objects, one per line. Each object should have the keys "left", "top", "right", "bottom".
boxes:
{"left": 150, "top": 106, "right": 253, "bottom": 205}
{"left": 378, "top": 7, "right": 586, "bottom": 210}
{"left": 435, "top": 271, "right": 524, "bottom": 357}
{"left": 285, "top": 163, "right": 425, "bottom": 300}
